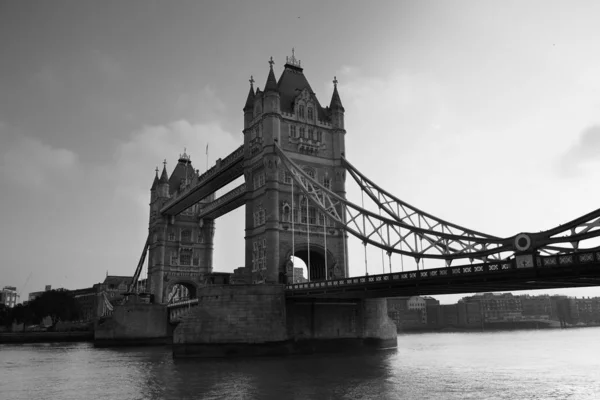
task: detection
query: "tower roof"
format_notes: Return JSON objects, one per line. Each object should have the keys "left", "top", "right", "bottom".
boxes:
{"left": 264, "top": 57, "right": 278, "bottom": 93}
{"left": 276, "top": 51, "right": 327, "bottom": 120}
{"left": 168, "top": 150, "right": 196, "bottom": 195}
{"left": 243, "top": 76, "right": 256, "bottom": 111}
{"left": 150, "top": 168, "right": 159, "bottom": 190}
{"left": 159, "top": 162, "right": 169, "bottom": 184}
{"left": 329, "top": 76, "right": 344, "bottom": 111}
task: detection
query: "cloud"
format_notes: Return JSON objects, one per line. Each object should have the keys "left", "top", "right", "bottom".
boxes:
{"left": 108, "top": 119, "right": 241, "bottom": 212}
{"left": 558, "top": 125, "right": 600, "bottom": 177}
{"left": 0, "top": 132, "right": 81, "bottom": 190}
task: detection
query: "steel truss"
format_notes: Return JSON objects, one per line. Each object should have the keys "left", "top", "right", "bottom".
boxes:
{"left": 275, "top": 145, "right": 600, "bottom": 262}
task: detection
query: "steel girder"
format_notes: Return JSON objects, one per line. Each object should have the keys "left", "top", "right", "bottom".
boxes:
{"left": 275, "top": 145, "right": 600, "bottom": 262}
{"left": 342, "top": 157, "right": 600, "bottom": 257}
{"left": 275, "top": 146, "right": 510, "bottom": 262}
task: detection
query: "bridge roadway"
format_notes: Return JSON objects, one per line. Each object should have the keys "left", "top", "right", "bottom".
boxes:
{"left": 167, "top": 249, "right": 600, "bottom": 320}
{"left": 285, "top": 250, "right": 600, "bottom": 299}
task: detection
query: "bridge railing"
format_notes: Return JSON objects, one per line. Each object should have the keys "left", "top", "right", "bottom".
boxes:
{"left": 285, "top": 250, "right": 600, "bottom": 292}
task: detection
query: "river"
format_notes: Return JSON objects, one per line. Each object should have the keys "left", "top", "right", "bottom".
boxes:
{"left": 1, "top": 328, "right": 599, "bottom": 399}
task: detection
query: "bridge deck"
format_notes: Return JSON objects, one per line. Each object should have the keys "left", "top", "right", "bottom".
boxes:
{"left": 285, "top": 251, "right": 600, "bottom": 299}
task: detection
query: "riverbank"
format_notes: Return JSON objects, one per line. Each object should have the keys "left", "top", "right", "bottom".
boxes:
{"left": 0, "top": 331, "right": 93, "bottom": 344}
{"left": 398, "top": 320, "right": 600, "bottom": 333}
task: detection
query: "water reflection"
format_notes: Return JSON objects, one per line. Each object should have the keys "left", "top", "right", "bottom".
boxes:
{"left": 1, "top": 328, "right": 600, "bottom": 400}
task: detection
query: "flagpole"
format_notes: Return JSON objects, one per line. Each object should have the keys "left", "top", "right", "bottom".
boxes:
{"left": 205, "top": 143, "right": 209, "bottom": 172}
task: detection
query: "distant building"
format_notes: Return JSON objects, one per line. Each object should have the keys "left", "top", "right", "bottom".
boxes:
{"left": 28, "top": 285, "right": 52, "bottom": 302}
{"left": 462, "top": 293, "right": 522, "bottom": 322}
{"left": 0, "top": 286, "right": 18, "bottom": 308}
{"left": 519, "top": 295, "right": 552, "bottom": 319}
{"left": 387, "top": 296, "right": 431, "bottom": 331}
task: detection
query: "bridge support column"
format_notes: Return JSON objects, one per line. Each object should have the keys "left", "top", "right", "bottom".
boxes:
{"left": 172, "top": 285, "right": 397, "bottom": 357}
{"left": 286, "top": 297, "right": 397, "bottom": 353}
{"left": 173, "top": 284, "right": 289, "bottom": 357}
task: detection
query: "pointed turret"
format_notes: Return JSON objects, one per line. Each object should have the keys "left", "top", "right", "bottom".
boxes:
{"left": 243, "top": 76, "right": 256, "bottom": 112}
{"left": 157, "top": 160, "right": 170, "bottom": 198}
{"left": 159, "top": 165, "right": 169, "bottom": 184}
{"left": 150, "top": 168, "right": 159, "bottom": 191}
{"left": 264, "top": 57, "right": 278, "bottom": 93}
{"left": 329, "top": 76, "right": 345, "bottom": 112}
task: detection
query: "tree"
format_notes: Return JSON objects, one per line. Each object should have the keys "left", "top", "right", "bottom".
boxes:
{"left": 28, "top": 289, "right": 81, "bottom": 327}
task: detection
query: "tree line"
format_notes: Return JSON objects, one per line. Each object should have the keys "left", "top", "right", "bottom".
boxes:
{"left": 0, "top": 289, "right": 81, "bottom": 330}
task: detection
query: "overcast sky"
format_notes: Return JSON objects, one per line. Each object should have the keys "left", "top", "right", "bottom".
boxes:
{"left": 1, "top": 1, "right": 600, "bottom": 303}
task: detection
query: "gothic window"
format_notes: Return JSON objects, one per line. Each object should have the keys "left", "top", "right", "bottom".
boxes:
{"left": 181, "top": 230, "right": 191, "bottom": 243}
{"left": 290, "top": 125, "right": 296, "bottom": 138}
{"left": 299, "top": 126, "right": 305, "bottom": 139}
{"left": 308, "top": 127, "right": 313, "bottom": 140}
{"left": 282, "top": 203, "right": 291, "bottom": 222}
{"left": 253, "top": 171, "right": 266, "bottom": 190}
{"left": 317, "top": 131, "right": 322, "bottom": 142}
{"left": 307, "top": 107, "right": 313, "bottom": 121}
{"left": 308, "top": 207, "right": 316, "bottom": 225}
{"left": 193, "top": 256, "right": 199, "bottom": 266}
{"left": 197, "top": 232, "right": 204, "bottom": 243}
{"left": 323, "top": 177, "right": 331, "bottom": 189}
{"left": 168, "top": 231, "right": 175, "bottom": 241}
{"left": 252, "top": 239, "right": 267, "bottom": 272}
{"left": 299, "top": 105, "right": 305, "bottom": 118}
{"left": 180, "top": 253, "right": 191, "bottom": 266}
{"left": 170, "top": 252, "right": 178, "bottom": 265}
{"left": 318, "top": 212, "right": 331, "bottom": 226}
{"left": 304, "top": 168, "right": 315, "bottom": 179}
{"left": 253, "top": 208, "right": 266, "bottom": 227}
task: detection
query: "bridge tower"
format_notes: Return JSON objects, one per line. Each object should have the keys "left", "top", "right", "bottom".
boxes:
{"left": 147, "top": 152, "right": 215, "bottom": 303}
{"left": 243, "top": 52, "right": 349, "bottom": 284}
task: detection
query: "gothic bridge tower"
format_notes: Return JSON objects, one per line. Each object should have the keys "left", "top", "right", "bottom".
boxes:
{"left": 147, "top": 151, "right": 215, "bottom": 303}
{"left": 243, "top": 52, "right": 348, "bottom": 284}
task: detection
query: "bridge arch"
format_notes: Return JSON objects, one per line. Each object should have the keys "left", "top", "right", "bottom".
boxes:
{"left": 283, "top": 245, "right": 339, "bottom": 283}
{"left": 164, "top": 279, "right": 198, "bottom": 303}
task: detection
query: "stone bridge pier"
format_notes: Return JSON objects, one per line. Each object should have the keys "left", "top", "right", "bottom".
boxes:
{"left": 172, "top": 284, "right": 397, "bottom": 357}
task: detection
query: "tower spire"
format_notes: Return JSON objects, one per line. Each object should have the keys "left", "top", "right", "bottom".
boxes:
{"left": 329, "top": 76, "right": 344, "bottom": 111}
{"left": 159, "top": 159, "right": 169, "bottom": 183}
{"left": 264, "top": 57, "right": 278, "bottom": 92}
{"left": 150, "top": 167, "right": 159, "bottom": 190}
{"left": 244, "top": 75, "right": 256, "bottom": 111}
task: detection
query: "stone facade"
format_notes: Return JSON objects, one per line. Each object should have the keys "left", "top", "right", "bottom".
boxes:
{"left": 173, "top": 284, "right": 398, "bottom": 357}
{"left": 243, "top": 53, "right": 349, "bottom": 285}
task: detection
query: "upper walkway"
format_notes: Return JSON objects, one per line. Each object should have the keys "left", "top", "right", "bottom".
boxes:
{"left": 160, "top": 145, "right": 244, "bottom": 216}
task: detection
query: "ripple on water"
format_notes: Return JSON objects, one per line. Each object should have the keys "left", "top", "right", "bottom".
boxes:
{"left": 1, "top": 328, "right": 599, "bottom": 400}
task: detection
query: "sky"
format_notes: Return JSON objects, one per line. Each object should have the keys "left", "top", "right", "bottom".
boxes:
{"left": 1, "top": 1, "right": 600, "bottom": 304}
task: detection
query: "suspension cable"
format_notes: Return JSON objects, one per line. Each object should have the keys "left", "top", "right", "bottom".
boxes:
{"left": 361, "top": 189, "right": 368, "bottom": 275}
{"left": 324, "top": 210, "right": 328, "bottom": 280}
{"left": 306, "top": 195, "right": 311, "bottom": 281}
{"left": 291, "top": 177, "right": 295, "bottom": 283}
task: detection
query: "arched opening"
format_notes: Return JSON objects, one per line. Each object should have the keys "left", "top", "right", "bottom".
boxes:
{"left": 295, "top": 249, "right": 327, "bottom": 282}
{"left": 166, "top": 281, "right": 197, "bottom": 303}
{"left": 289, "top": 256, "right": 308, "bottom": 283}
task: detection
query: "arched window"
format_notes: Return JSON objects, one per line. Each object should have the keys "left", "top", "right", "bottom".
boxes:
{"left": 307, "top": 107, "right": 313, "bottom": 121}
{"left": 299, "top": 105, "right": 305, "bottom": 118}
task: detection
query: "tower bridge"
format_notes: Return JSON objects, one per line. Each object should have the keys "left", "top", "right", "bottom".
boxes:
{"left": 111, "top": 52, "right": 600, "bottom": 356}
